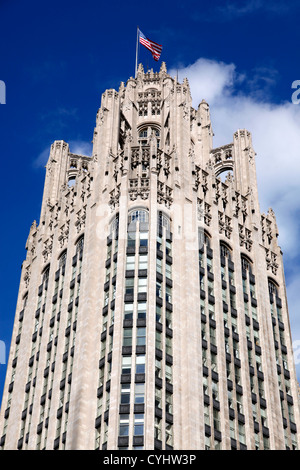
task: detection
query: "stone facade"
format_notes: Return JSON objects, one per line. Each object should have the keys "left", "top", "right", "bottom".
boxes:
{"left": 0, "top": 63, "right": 299, "bottom": 450}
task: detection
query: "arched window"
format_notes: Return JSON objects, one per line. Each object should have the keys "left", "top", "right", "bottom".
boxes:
{"left": 68, "top": 175, "right": 76, "bottom": 188}
{"left": 158, "top": 211, "right": 170, "bottom": 232}
{"left": 42, "top": 265, "right": 50, "bottom": 283}
{"left": 59, "top": 250, "right": 67, "bottom": 268}
{"left": 241, "top": 255, "right": 253, "bottom": 274}
{"left": 128, "top": 209, "right": 149, "bottom": 224}
{"left": 138, "top": 126, "right": 160, "bottom": 147}
{"left": 268, "top": 279, "right": 279, "bottom": 298}
{"left": 110, "top": 214, "right": 119, "bottom": 238}
{"left": 76, "top": 236, "right": 84, "bottom": 254}
{"left": 199, "top": 229, "right": 211, "bottom": 249}
{"left": 220, "top": 242, "right": 232, "bottom": 261}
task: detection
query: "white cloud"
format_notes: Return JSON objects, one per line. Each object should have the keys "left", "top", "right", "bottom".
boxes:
{"left": 171, "top": 57, "right": 300, "bottom": 378}
{"left": 170, "top": 58, "right": 300, "bottom": 257}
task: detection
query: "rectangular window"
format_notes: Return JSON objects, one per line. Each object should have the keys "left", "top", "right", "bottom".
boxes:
{"left": 119, "top": 414, "right": 130, "bottom": 436}
{"left": 156, "top": 330, "right": 162, "bottom": 350}
{"left": 165, "top": 262, "right": 172, "bottom": 279}
{"left": 156, "top": 258, "right": 162, "bottom": 274}
{"left": 123, "top": 328, "right": 132, "bottom": 347}
{"left": 156, "top": 281, "right": 162, "bottom": 298}
{"left": 122, "top": 356, "right": 131, "bottom": 375}
{"left": 139, "top": 255, "right": 148, "bottom": 270}
{"left": 126, "top": 255, "right": 135, "bottom": 271}
{"left": 137, "top": 302, "right": 147, "bottom": 319}
{"left": 134, "top": 414, "right": 144, "bottom": 436}
{"left": 207, "top": 257, "right": 213, "bottom": 273}
{"left": 250, "top": 283, "right": 256, "bottom": 299}
{"left": 157, "top": 236, "right": 163, "bottom": 252}
{"left": 139, "top": 232, "right": 148, "bottom": 248}
{"left": 125, "top": 278, "right": 134, "bottom": 295}
{"left": 166, "top": 423, "right": 173, "bottom": 446}
{"left": 166, "top": 310, "right": 172, "bottom": 329}
{"left": 155, "top": 417, "right": 162, "bottom": 441}
{"left": 166, "top": 286, "right": 172, "bottom": 304}
{"left": 166, "top": 240, "right": 172, "bottom": 257}
{"left": 166, "top": 336, "right": 172, "bottom": 356}
{"left": 155, "top": 358, "right": 162, "bottom": 378}
{"left": 207, "top": 279, "right": 214, "bottom": 296}
{"left": 136, "top": 355, "right": 145, "bottom": 374}
{"left": 138, "top": 278, "right": 147, "bottom": 293}
{"left": 124, "top": 303, "right": 133, "bottom": 320}
{"left": 134, "top": 383, "right": 145, "bottom": 404}
{"left": 156, "top": 305, "right": 162, "bottom": 323}
{"left": 127, "top": 232, "right": 136, "bottom": 248}
{"left": 155, "top": 387, "right": 162, "bottom": 408}
{"left": 165, "top": 364, "right": 172, "bottom": 384}
{"left": 136, "top": 327, "right": 146, "bottom": 346}
{"left": 166, "top": 391, "right": 173, "bottom": 414}
{"left": 120, "top": 384, "right": 131, "bottom": 404}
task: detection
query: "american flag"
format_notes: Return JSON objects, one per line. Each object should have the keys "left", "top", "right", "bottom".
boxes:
{"left": 139, "top": 29, "right": 162, "bottom": 62}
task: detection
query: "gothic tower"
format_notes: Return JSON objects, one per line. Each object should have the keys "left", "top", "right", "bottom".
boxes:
{"left": 0, "top": 63, "right": 299, "bottom": 450}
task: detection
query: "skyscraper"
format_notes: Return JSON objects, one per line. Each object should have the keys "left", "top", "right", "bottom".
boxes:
{"left": 0, "top": 63, "right": 299, "bottom": 450}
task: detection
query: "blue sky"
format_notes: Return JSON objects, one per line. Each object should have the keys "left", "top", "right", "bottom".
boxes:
{"left": 1, "top": 0, "right": 300, "bottom": 405}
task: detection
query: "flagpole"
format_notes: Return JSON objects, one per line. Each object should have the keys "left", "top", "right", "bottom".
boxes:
{"left": 135, "top": 26, "right": 139, "bottom": 78}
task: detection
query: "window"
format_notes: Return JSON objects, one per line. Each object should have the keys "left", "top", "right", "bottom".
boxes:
{"left": 119, "top": 414, "right": 130, "bottom": 436}
{"left": 155, "top": 358, "right": 162, "bottom": 378}
{"left": 166, "top": 336, "right": 172, "bottom": 356}
{"left": 120, "top": 384, "right": 131, "bottom": 404}
{"left": 137, "top": 302, "right": 147, "bottom": 319}
{"left": 126, "top": 255, "right": 135, "bottom": 271}
{"left": 125, "top": 278, "right": 134, "bottom": 295}
{"left": 158, "top": 212, "right": 170, "bottom": 232}
{"left": 138, "top": 278, "right": 147, "bottom": 293}
{"left": 155, "top": 387, "right": 162, "bottom": 408}
{"left": 207, "top": 257, "right": 213, "bottom": 273}
{"left": 156, "top": 258, "right": 162, "bottom": 274}
{"left": 156, "top": 331, "right": 162, "bottom": 350}
{"left": 110, "top": 215, "right": 119, "bottom": 238}
{"left": 241, "top": 255, "right": 252, "bottom": 273}
{"left": 157, "top": 236, "right": 163, "bottom": 251}
{"left": 139, "top": 232, "right": 148, "bottom": 248}
{"left": 154, "top": 417, "right": 162, "bottom": 441}
{"left": 166, "top": 240, "right": 172, "bottom": 257}
{"left": 165, "top": 263, "right": 172, "bottom": 279}
{"left": 59, "top": 250, "right": 67, "bottom": 268}
{"left": 138, "top": 126, "right": 160, "bottom": 146}
{"left": 123, "top": 328, "right": 132, "bottom": 347}
{"left": 165, "top": 364, "right": 172, "bottom": 384}
{"left": 134, "top": 414, "right": 144, "bottom": 436}
{"left": 268, "top": 279, "right": 278, "bottom": 297}
{"left": 156, "top": 305, "right": 162, "bottom": 323}
{"left": 122, "top": 357, "right": 131, "bottom": 375}
{"left": 220, "top": 243, "right": 231, "bottom": 260}
{"left": 68, "top": 176, "right": 76, "bottom": 187}
{"left": 139, "top": 255, "right": 148, "bottom": 270}
{"left": 166, "top": 391, "right": 173, "bottom": 414}
{"left": 128, "top": 209, "right": 149, "bottom": 224}
{"left": 127, "top": 232, "right": 136, "bottom": 248}
{"left": 136, "top": 355, "right": 145, "bottom": 374}
{"left": 166, "top": 310, "right": 172, "bottom": 329}
{"left": 199, "top": 230, "right": 211, "bottom": 249}
{"left": 166, "top": 286, "right": 172, "bottom": 304}
{"left": 135, "top": 383, "right": 145, "bottom": 404}
{"left": 156, "top": 281, "right": 162, "bottom": 298}
{"left": 76, "top": 236, "right": 84, "bottom": 254}
{"left": 136, "top": 327, "right": 146, "bottom": 346}
{"left": 124, "top": 303, "right": 133, "bottom": 320}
